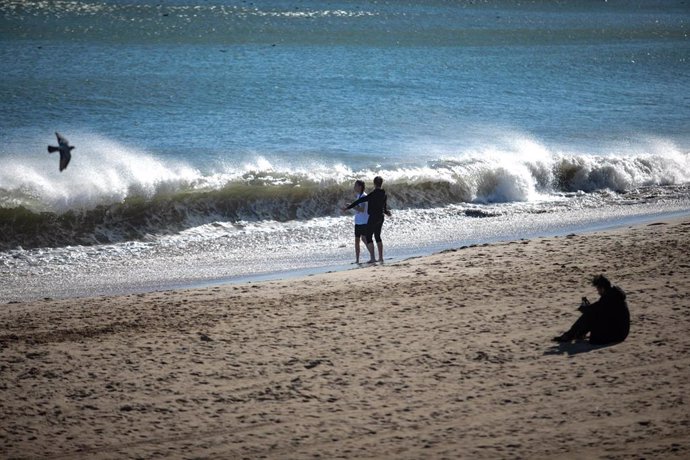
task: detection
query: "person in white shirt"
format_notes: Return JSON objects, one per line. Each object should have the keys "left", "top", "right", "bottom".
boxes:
{"left": 343, "top": 176, "right": 392, "bottom": 263}
{"left": 351, "top": 180, "right": 376, "bottom": 264}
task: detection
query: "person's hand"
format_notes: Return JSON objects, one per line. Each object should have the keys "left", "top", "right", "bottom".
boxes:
{"left": 340, "top": 206, "right": 349, "bottom": 212}
{"left": 385, "top": 210, "right": 392, "bottom": 217}
{"left": 578, "top": 296, "right": 590, "bottom": 312}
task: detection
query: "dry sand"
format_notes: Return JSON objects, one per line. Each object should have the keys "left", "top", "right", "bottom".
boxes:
{"left": 1, "top": 218, "right": 690, "bottom": 459}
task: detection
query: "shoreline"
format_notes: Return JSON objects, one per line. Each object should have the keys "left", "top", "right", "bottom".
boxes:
{"left": 1, "top": 215, "right": 688, "bottom": 458}
{"left": 4, "top": 207, "right": 689, "bottom": 303}
{"left": 189, "top": 207, "right": 690, "bottom": 291}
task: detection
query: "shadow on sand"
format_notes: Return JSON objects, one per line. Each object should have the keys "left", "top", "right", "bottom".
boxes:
{"left": 544, "top": 340, "right": 618, "bottom": 357}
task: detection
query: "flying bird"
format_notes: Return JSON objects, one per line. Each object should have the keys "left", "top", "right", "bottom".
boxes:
{"left": 47, "top": 132, "right": 74, "bottom": 172}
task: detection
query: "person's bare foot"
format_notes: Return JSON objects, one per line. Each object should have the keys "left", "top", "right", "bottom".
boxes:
{"left": 367, "top": 259, "right": 376, "bottom": 264}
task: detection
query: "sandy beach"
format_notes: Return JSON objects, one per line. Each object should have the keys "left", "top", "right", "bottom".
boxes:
{"left": 1, "top": 217, "right": 689, "bottom": 459}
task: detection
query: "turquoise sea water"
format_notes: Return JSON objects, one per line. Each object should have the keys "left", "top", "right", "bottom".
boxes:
{"left": 2, "top": 1, "right": 689, "bottom": 159}
{"left": 1, "top": 0, "right": 689, "bottom": 298}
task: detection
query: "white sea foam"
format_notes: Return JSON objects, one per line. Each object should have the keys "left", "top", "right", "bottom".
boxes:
{"left": 1, "top": 132, "right": 688, "bottom": 216}
{"left": 0, "top": 133, "right": 200, "bottom": 212}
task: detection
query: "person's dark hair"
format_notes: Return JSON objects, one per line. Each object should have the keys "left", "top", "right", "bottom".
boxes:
{"left": 592, "top": 274, "right": 611, "bottom": 290}
{"left": 354, "top": 179, "right": 365, "bottom": 191}
{"left": 373, "top": 176, "right": 383, "bottom": 187}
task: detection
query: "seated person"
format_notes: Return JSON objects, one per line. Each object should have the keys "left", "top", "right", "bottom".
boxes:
{"left": 553, "top": 275, "right": 630, "bottom": 345}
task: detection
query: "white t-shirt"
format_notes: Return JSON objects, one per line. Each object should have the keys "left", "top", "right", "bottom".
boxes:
{"left": 354, "top": 192, "right": 369, "bottom": 225}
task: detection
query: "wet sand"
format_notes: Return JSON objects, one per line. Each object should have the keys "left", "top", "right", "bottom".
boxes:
{"left": 2, "top": 218, "right": 689, "bottom": 459}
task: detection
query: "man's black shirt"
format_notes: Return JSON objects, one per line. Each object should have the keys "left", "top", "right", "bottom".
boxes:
{"left": 347, "top": 188, "right": 389, "bottom": 218}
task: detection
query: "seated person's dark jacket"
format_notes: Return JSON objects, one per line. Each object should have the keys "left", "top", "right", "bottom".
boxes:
{"left": 579, "top": 286, "right": 630, "bottom": 344}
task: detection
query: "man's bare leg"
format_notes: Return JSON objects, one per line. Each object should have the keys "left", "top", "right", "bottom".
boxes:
{"left": 354, "top": 237, "right": 361, "bottom": 264}
{"left": 377, "top": 241, "right": 384, "bottom": 262}
{"left": 366, "top": 240, "right": 376, "bottom": 263}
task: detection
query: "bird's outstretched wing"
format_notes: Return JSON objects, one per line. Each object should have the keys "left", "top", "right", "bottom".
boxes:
{"left": 59, "top": 150, "right": 71, "bottom": 172}
{"left": 56, "top": 132, "right": 69, "bottom": 148}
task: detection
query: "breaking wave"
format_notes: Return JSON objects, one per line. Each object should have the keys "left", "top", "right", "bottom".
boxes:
{"left": 0, "top": 134, "right": 688, "bottom": 250}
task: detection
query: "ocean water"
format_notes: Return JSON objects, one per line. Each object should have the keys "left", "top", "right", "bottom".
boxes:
{"left": 1, "top": 0, "right": 689, "bottom": 300}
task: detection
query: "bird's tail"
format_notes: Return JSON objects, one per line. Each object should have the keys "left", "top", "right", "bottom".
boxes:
{"left": 48, "top": 146, "right": 59, "bottom": 153}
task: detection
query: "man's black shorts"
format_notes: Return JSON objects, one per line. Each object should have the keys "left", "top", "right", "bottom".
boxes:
{"left": 354, "top": 224, "right": 368, "bottom": 239}
{"left": 366, "top": 216, "right": 384, "bottom": 243}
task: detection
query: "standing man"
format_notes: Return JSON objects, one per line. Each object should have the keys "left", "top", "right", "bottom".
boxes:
{"left": 351, "top": 180, "right": 375, "bottom": 264}
{"left": 342, "top": 176, "right": 392, "bottom": 263}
